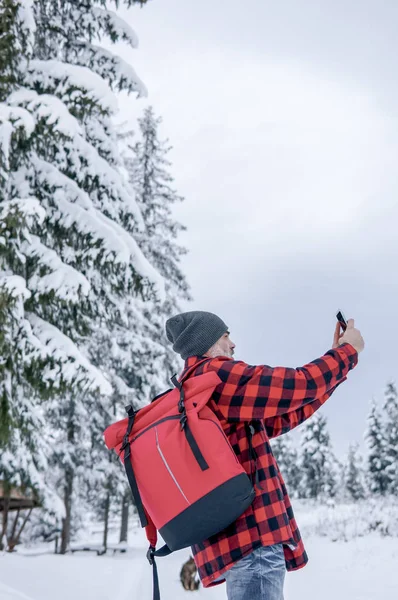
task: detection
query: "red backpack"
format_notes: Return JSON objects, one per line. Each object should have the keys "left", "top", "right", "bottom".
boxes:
{"left": 103, "top": 358, "right": 255, "bottom": 600}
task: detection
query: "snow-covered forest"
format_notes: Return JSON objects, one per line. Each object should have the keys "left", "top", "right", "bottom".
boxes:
{"left": 1, "top": 1, "right": 398, "bottom": 600}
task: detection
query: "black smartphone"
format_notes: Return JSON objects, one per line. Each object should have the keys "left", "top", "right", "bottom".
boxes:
{"left": 336, "top": 310, "right": 347, "bottom": 332}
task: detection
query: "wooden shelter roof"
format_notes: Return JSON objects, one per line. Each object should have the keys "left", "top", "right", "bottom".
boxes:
{"left": 0, "top": 482, "right": 40, "bottom": 511}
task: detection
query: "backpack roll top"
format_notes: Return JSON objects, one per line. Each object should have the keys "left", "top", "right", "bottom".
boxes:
{"left": 103, "top": 370, "right": 221, "bottom": 452}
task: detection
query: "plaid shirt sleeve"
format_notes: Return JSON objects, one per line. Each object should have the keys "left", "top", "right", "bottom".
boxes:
{"left": 208, "top": 342, "right": 358, "bottom": 422}
{"left": 263, "top": 379, "right": 346, "bottom": 438}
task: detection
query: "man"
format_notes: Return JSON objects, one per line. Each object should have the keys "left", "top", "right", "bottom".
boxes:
{"left": 165, "top": 310, "right": 364, "bottom": 600}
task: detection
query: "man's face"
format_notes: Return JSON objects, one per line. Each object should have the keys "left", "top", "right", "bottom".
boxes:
{"left": 205, "top": 331, "right": 236, "bottom": 359}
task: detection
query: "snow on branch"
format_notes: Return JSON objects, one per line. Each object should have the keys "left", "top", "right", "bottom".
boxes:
{"left": 8, "top": 88, "right": 83, "bottom": 137}
{"left": 23, "top": 235, "right": 90, "bottom": 302}
{"left": 61, "top": 134, "right": 145, "bottom": 227}
{"left": 0, "top": 274, "right": 31, "bottom": 302}
{"left": 112, "top": 373, "right": 134, "bottom": 398}
{"left": 31, "top": 157, "right": 133, "bottom": 261}
{"left": 92, "top": 7, "right": 139, "bottom": 48}
{"left": 29, "top": 158, "right": 165, "bottom": 299}
{"left": 22, "top": 59, "right": 118, "bottom": 114}
{"left": 27, "top": 314, "right": 113, "bottom": 395}
{"left": 0, "top": 196, "right": 45, "bottom": 228}
{"left": 0, "top": 104, "right": 35, "bottom": 167}
{"left": 76, "top": 42, "right": 147, "bottom": 97}
{"left": 95, "top": 211, "right": 166, "bottom": 302}
{"left": 32, "top": 152, "right": 144, "bottom": 239}
{"left": 83, "top": 113, "right": 120, "bottom": 164}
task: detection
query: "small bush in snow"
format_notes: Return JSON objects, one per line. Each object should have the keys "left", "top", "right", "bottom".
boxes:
{"left": 294, "top": 496, "right": 398, "bottom": 542}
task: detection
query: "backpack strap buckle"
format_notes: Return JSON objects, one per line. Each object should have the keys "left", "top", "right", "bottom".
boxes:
{"left": 179, "top": 413, "right": 188, "bottom": 430}
{"left": 171, "top": 374, "right": 186, "bottom": 412}
{"left": 119, "top": 406, "right": 137, "bottom": 457}
{"left": 146, "top": 545, "right": 155, "bottom": 565}
{"left": 178, "top": 390, "right": 185, "bottom": 413}
{"left": 171, "top": 374, "right": 182, "bottom": 390}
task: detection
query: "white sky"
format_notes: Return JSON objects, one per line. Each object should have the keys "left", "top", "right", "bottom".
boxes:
{"left": 115, "top": 0, "right": 398, "bottom": 461}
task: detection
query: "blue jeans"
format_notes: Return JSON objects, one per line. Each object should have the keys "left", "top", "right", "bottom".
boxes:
{"left": 224, "top": 544, "right": 286, "bottom": 600}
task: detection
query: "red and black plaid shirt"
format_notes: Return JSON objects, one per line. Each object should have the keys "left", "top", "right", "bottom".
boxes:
{"left": 180, "top": 342, "right": 359, "bottom": 587}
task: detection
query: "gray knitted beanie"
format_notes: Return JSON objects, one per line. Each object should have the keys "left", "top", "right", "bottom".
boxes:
{"left": 165, "top": 311, "right": 228, "bottom": 360}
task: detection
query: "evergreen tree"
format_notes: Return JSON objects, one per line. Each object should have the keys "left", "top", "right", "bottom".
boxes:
{"left": 124, "top": 105, "right": 192, "bottom": 391}
{"left": 364, "top": 397, "right": 390, "bottom": 496}
{"left": 383, "top": 381, "right": 398, "bottom": 495}
{"left": 270, "top": 435, "right": 301, "bottom": 498}
{"left": 298, "top": 413, "right": 337, "bottom": 500}
{"left": 344, "top": 442, "right": 366, "bottom": 501}
{"left": 0, "top": 0, "right": 161, "bottom": 550}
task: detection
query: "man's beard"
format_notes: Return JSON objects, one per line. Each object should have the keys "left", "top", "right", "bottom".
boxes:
{"left": 206, "top": 342, "right": 234, "bottom": 359}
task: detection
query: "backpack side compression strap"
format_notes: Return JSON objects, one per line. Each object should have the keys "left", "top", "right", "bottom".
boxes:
{"left": 122, "top": 405, "right": 148, "bottom": 528}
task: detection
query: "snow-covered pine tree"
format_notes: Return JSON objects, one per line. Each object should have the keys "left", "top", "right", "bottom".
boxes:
{"left": 123, "top": 105, "right": 192, "bottom": 392}
{"left": 0, "top": 0, "right": 163, "bottom": 550}
{"left": 382, "top": 381, "right": 398, "bottom": 495}
{"left": 364, "top": 397, "right": 390, "bottom": 496}
{"left": 344, "top": 442, "right": 366, "bottom": 501}
{"left": 298, "top": 413, "right": 338, "bottom": 500}
{"left": 270, "top": 435, "right": 301, "bottom": 499}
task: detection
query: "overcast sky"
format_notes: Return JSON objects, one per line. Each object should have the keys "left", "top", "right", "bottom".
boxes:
{"left": 116, "top": 0, "right": 398, "bottom": 461}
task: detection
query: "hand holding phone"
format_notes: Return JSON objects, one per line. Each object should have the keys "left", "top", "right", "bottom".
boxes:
{"left": 333, "top": 310, "right": 365, "bottom": 354}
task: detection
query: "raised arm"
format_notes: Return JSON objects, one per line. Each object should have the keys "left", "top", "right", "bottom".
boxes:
{"left": 263, "top": 378, "right": 346, "bottom": 438}
{"left": 207, "top": 343, "right": 358, "bottom": 422}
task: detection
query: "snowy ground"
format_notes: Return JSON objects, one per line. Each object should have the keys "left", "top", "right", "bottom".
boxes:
{"left": 1, "top": 527, "right": 398, "bottom": 600}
